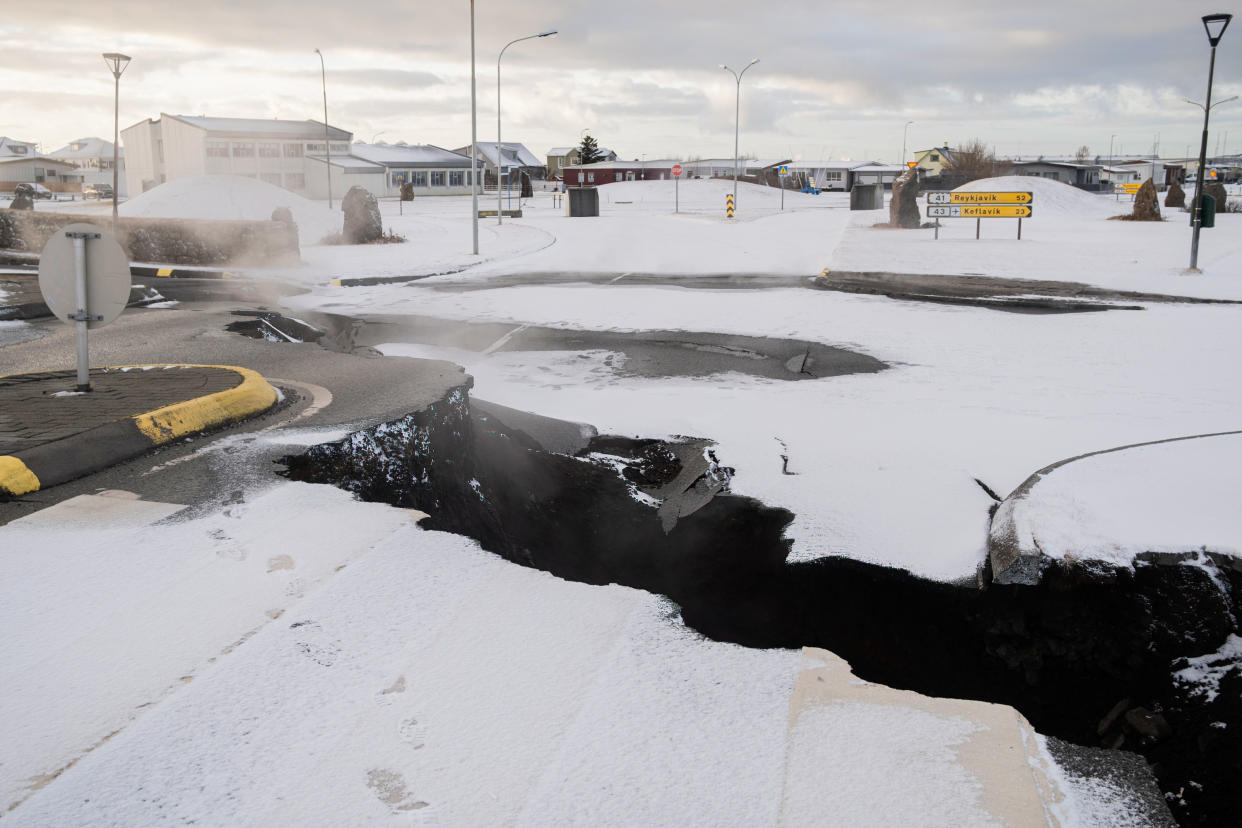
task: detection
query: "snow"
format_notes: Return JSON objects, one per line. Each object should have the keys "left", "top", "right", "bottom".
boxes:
{"left": 0, "top": 482, "right": 800, "bottom": 826}
{"left": 1173, "top": 634, "right": 1242, "bottom": 704}
{"left": 1008, "top": 434, "right": 1242, "bottom": 566}
{"left": 120, "top": 174, "right": 342, "bottom": 243}
{"left": 830, "top": 177, "right": 1242, "bottom": 300}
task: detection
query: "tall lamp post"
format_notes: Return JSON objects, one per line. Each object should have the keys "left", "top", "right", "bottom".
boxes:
{"left": 1190, "top": 12, "right": 1232, "bottom": 271}
{"left": 313, "top": 48, "right": 333, "bottom": 210}
{"left": 102, "top": 52, "right": 130, "bottom": 228}
{"left": 497, "top": 29, "right": 557, "bottom": 225}
{"left": 901, "top": 120, "right": 914, "bottom": 165}
{"left": 721, "top": 59, "right": 759, "bottom": 206}
{"left": 470, "top": 1, "right": 479, "bottom": 254}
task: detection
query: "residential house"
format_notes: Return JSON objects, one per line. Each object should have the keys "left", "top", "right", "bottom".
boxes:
{"left": 121, "top": 114, "right": 353, "bottom": 199}
{"left": 1011, "top": 160, "right": 1104, "bottom": 191}
{"left": 453, "top": 142, "right": 546, "bottom": 184}
{"left": 0, "top": 156, "right": 78, "bottom": 193}
{"left": 48, "top": 137, "right": 127, "bottom": 197}
{"left": 0, "top": 137, "right": 39, "bottom": 159}
{"left": 562, "top": 160, "right": 679, "bottom": 186}
{"left": 913, "top": 147, "right": 955, "bottom": 177}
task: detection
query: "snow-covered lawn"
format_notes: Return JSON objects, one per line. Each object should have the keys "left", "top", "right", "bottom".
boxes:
{"left": 0, "top": 483, "right": 1136, "bottom": 826}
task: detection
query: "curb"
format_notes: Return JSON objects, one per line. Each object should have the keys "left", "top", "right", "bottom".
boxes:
{"left": 129, "top": 266, "right": 236, "bottom": 280}
{"left": 0, "top": 365, "right": 278, "bottom": 497}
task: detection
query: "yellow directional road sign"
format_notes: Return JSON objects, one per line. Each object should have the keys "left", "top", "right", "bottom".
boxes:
{"left": 926, "top": 191, "right": 1033, "bottom": 205}
{"left": 927, "top": 205, "right": 1033, "bottom": 218}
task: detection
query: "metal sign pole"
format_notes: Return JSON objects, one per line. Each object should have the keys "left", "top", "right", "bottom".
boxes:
{"left": 780, "top": 174, "right": 785, "bottom": 211}
{"left": 68, "top": 231, "right": 101, "bottom": 392}
{"left": 935, "top": 217, "right": 940, "bottom": 240}
{"left": 976, "top": 218, "right": 981, "bottom": 240}
{"left": 675, "top": 174, "right": 679, "bottom": 214}
{"left": 1017, "top": 217, "right": 1022, "bottom": 240}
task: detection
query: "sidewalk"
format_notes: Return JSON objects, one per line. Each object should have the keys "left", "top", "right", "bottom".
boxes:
{"left": 0, "top": 365, "right": 278, "bottom": 497}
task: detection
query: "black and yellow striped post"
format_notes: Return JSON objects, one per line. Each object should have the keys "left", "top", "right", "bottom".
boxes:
{"left": 725, "top": 193, "right": 735, "bottom": 218}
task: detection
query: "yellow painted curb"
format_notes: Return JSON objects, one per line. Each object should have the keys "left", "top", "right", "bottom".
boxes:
{"left": 131, "top": 365, "right": 278, "bottom": 444}
{"left": 0, "top": 456, "right": 40, "bottom": 496}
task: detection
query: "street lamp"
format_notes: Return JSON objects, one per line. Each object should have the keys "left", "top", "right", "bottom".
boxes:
{"left": 1190, "top": 12, "right": 1232, "bottom": 271}
{"left": 901, "top": 120, "right": 914, "bottom": 165}
{"left": 313, "top": 48, "right": 333, "bottom": 210}
{"left": 470, "top": 1, "right": 478, "bottom": 254}
{"left": 102, "top": 52, "right": 130, "bottom": 227}
{"left": 721, "top": 58, "right": 759, "bottom": 207}
{"left": 497, "top": 29, "right": 557, "bottom": 225}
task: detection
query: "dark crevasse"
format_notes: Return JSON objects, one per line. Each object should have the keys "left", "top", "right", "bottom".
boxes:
{"left": 281, "top": 388, "right": 1240, "bottom": 827}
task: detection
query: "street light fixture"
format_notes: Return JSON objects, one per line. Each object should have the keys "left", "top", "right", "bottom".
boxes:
{"left": 497, "top": 29, "right": 557, "bottom": 225}
{"left": 1190, "top": 12, "right": 1232, "bottom": 270}
{"left": 102, "top": 52, "right": 130, "bottom": 228}
{"left": 901, "top": 120, "right": 914, "bottom": 166}
{"left": 470, "top": 1, "right": 478, "bottom": 254}
{"left": 721, "top": 58, "right": 759, "bottom": 207}
{"left": 313, "top": 48, "right": 333, "bottom": 210}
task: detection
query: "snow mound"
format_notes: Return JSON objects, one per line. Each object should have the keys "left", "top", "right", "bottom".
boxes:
{"left": 955, "top": 176, "right": 1119, "bottom": 216}
{"left": 120, "top": 175, "right": 342, "bottom": 242}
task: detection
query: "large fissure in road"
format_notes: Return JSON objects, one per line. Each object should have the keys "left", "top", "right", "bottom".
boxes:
{"left": 282, "top": 390, "right": 1239, "bottom": 827}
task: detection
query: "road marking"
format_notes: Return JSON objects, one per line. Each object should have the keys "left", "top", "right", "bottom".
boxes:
{"left": 482, "top": 324, "right": 529, "bottom": 355}
{"left": 608, "top": 272, "right": 633, "bottom": 284}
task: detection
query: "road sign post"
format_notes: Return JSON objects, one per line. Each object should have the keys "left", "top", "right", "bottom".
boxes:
{"left": 925, "top": 192, "right": 1034, "bottom": 241}
{"left": 38, "top": 222, "right": 132, "bottom": 392}
{"left": 672, "top": 163, "right": 683, "bottom": 214}
{"left": 777, "top": 164, "right": 789, "bottom": 211}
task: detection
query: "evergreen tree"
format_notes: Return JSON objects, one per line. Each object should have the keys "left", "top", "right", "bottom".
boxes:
{"left": 579, "top": 134, "right": 603, "bottom": 165}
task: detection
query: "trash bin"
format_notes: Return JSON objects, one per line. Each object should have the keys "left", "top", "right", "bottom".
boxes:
{"left": 849, "top": 183, "right": 883, "bottom": 210}
{"left": 1200, "top": 194, "right": 1216, "bottom": 229}
{"left": 567, "top": 187, "right": 599, "bottom": 217}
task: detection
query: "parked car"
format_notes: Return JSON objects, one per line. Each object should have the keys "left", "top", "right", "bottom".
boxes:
{"left": 83, "top": 183, "right": 114, "bottom": 199}
{"left": 20, "top": 183, "right": 54, "bottom": 199}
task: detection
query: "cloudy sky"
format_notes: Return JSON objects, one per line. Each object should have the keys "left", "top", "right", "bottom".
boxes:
{"left": 2, "top": 1, "right": 1239, "bottom": 163}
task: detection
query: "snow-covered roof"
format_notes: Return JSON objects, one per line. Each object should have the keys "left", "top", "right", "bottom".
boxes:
{"left": 457, "top": 142, "right": 543, "bottom": 168}
{"left": 547, "top": 147, "right": 577, "bottom": 156}
{"left": 1012, "top": 160, "right": 1099, "bottom": 170}
{"left": 306, "top": 155, "right": 384, "bottom": 172}
{"left": 49, "top": 137, "right": 122, "bottom": 159}
{"left": 563, "top": 160, "right": 679, "bottom": 170}
{"left": 351, "top": 143, "right": 471, "bottom": 168}
{"left": 0, "top": 137, "right": 38, "bottom": 157}
{"left": 851, "top": 163, "right": 907, "bottom": 172}
{"left": 784, "top": 161, "right": 860, "bottom": 171}
{"left": 0, "top": 156, "right": 77, "bottom": 168}
{"left": 169, "top": 115, "right": 352, "bottom": 141}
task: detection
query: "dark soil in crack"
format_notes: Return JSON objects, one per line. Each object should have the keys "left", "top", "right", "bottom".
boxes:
{"left": 281, "top": 391, "right": 1238, "bottom": 826}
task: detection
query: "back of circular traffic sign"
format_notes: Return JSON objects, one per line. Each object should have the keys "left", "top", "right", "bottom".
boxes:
{"left": 38, "top": 222, "right": 131, "bottom": 329}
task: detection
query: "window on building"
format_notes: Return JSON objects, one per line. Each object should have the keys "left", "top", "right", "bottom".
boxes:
{"left": 259, "top": 143, "right": 281, "bottom": 158}
{"left": 587, "top": 172, "right": 595, "bottom": 183}
{"left": 930, "top": 153, "right": 939, "bottom": 162}
{"left": 449, "top": 171, "right": 464, "bottom": 186}
{"left": 329, "top": 142, "right": 349, "bottom": 154}
{"left": 306, "top": 143, "right": 326, "bottom": 154}
{"left": 11, "top": 146, "right": 27, "bottom": 155}
{"left": 616, "top": 172, "right": 623, "bottom": 182}
{"left": 285, "top": 172, "right": 305, "bottom": 189}
{"left": 411, "top": 172, "right": 427, "bottom": 187}
{"left": 284, "top": 143, "right": 303, "bottom": 158}
{"left": 431, "top": 172, "right": 445, "bottom": 186}
{"left": 207, "top": 142, "right": 229, "bottom": 158}
{"left": 391, "top": 171, "right": 406, "bottom": 186}
{"left": 232, "top": 143, "right": 255, "bottom": 158}
{"left": 260, "top": 172, "right": 282, "bottom": 186}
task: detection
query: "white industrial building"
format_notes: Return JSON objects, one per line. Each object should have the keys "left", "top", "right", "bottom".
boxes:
{"left": 121, "top": 115, "right": 353, "bottom": 199}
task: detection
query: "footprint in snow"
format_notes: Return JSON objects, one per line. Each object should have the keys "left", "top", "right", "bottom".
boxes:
{"left": 398, "top": 715, "right": 427, "bottom": 750}
{"left": 365, "top": 768, "right": 430, "bottom": 815}
{"left": 289, "top": 620, "right": 340, "bottom": 667}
